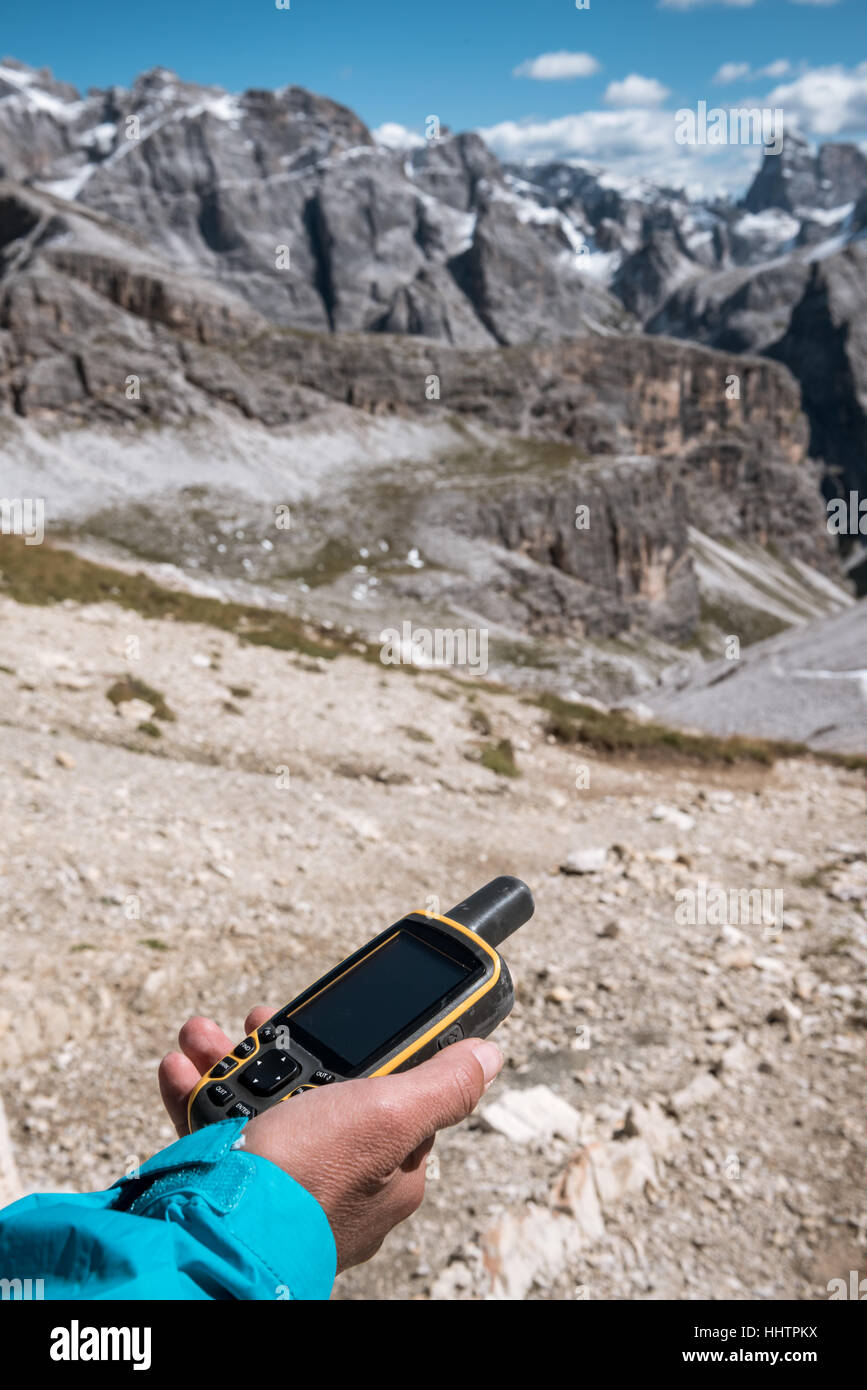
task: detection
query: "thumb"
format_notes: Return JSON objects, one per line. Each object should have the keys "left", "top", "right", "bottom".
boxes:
{"left": 383, "top": 1037, "right": 503, "bottom": 1152}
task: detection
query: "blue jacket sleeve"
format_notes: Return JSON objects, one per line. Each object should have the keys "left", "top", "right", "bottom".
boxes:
{"left": 0, "top": 1117, "right": 336, "bottom": 1300}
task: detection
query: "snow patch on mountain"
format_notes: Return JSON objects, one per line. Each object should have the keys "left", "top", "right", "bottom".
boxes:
{"left": 39, "top": 167, "right": 96, "bottom": 200}
{"left": 77, "top": 121, "right": 117, "bottom": 155}
{"left": 799, "top": 201, "right": 854, "bottom": 226}
{"left": 732, "top": 208, "right": 801, "bottom": 248}
{"left": 185, "top": 93, "right": 243, "bottom": 125}
{"left": 0, "top": 62, "right": 83, "bottom": 121}
{"left": 494, "top": 181, "right": 590, "bottom": 259}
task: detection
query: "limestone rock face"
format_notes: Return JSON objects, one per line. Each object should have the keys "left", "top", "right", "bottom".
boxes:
{"left": 648, "top": 239, "right": 867, "bottom": 502}
{"left": 2, "top": 60, "right": 865, "bottom": 515}
{"left": 744, "top": 131, "right": 867, "bottom": 216}
{"left": 643, "top": 138, "right": 867, "bottom": 505}
{"left": 0, "top": 62, "right": 852, "bottom": 648}
{"left": 768, "top": 242, "right": 867, "bottom": 500}
{"left": 0, "top": 174, "right": 835, "bottom": 648}
{"left": 0, "top": 61, "right": 625, "bottom": 347}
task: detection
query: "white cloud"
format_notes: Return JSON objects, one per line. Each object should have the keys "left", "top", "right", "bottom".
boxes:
{"left": 470, "top": 56, "right": 867, "bottom": 201}
{"left": 714, "top": 59, "right": 792, "bottom": 84}
{"left": 372, "top": 122, "right": 425, "bottom": 149}
{"left": 513, "top": 52, "right": 601, "bottom": 81}
{"left": 761, "top": 60, "right": 792, "bottom": 79}
{"left": 604, "top": 74, "right": 671, "bottom": 108}
{"left": 767, "top": 62, "right": 867, "bottom": 136}
{"left": 478, "top": 109, "right": 763, "bottom": 197}
{"left": 713, "top": 62, "right": 751, "bottom": 85}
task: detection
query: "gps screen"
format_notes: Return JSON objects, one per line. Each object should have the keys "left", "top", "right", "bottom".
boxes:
{"left": 288, "top": 930, "right": 478, "bottom": 1073}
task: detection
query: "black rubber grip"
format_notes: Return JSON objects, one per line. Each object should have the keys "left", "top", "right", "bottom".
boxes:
{"left": 445, "top": 876, "right": 534, "bottom": 948}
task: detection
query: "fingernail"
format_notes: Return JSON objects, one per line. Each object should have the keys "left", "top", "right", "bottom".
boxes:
{"left": 472, "top": 1040, "right": 503, "bottom": 1087}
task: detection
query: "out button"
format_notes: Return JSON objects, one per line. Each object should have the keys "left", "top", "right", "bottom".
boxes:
{"left": 206, "top": 1082, "right": 234, "bottom": 1107}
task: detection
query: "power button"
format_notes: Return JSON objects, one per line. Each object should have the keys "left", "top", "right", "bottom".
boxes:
{"left": 437, "top": 1023, "right": 464, "bottom": 1049}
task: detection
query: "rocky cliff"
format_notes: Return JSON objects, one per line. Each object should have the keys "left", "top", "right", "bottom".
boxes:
{"left": 644, "top": 137, "right": 867, "bottom": 519}
{"left": 0, "top": 61, "right": 853, "bottom": 683}
{"left": 0, "top": 176, "right": 840, "bottom": 671}
{"left": 0, "top": 60, "right": 625, "bottom": 346}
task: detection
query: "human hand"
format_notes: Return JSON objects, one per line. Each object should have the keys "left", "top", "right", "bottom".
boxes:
{"left": 159, "top": 1008, "right": 503, "bottom": 1271}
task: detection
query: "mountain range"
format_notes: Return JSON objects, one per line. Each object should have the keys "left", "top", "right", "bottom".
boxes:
{"left": 0, "top": 57, "right": 864, "bottom": 729}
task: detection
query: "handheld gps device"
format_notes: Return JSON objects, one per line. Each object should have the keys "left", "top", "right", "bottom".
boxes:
{"left": 188, "top": 876, "right": 534, "bottom": 1132}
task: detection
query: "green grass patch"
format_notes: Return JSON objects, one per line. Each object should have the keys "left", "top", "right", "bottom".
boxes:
{"left": 469, "top": 706, "right": 493, "bottom": 736}
{"left": 0, "top": 538, "right": 356, "bottom": 661}
{"left": 106, "top": 676, "right": 175, "bottom": 722}
{"left": 821, "top": 750, "right": 867, "bottom": 772}
{"left": 479, "top": 738, "right": 520, "bottom": 778}
{"left": 536, "top": 692, "right": 807, "bottom": 767}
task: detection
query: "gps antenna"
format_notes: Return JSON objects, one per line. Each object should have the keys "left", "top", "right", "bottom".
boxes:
{"left": 445, "top": 876, "right": 534, "bottom": 949}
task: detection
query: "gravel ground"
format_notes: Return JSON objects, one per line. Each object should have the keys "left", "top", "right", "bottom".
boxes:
{"left": 0, "top": 593, "right": 865, "bottom": 1299}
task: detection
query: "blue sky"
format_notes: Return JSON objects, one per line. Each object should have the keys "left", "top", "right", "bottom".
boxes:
{"left": 4, "top": 0, "right": 865, "bottom": 194}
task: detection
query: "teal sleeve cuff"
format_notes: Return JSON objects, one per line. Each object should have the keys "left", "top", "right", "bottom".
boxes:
{"left": 115, "top": 1118, "right": 337, "bottom": 1300}
{"left": 0, "top": 1118, "right": 337, "bottom": 1300}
